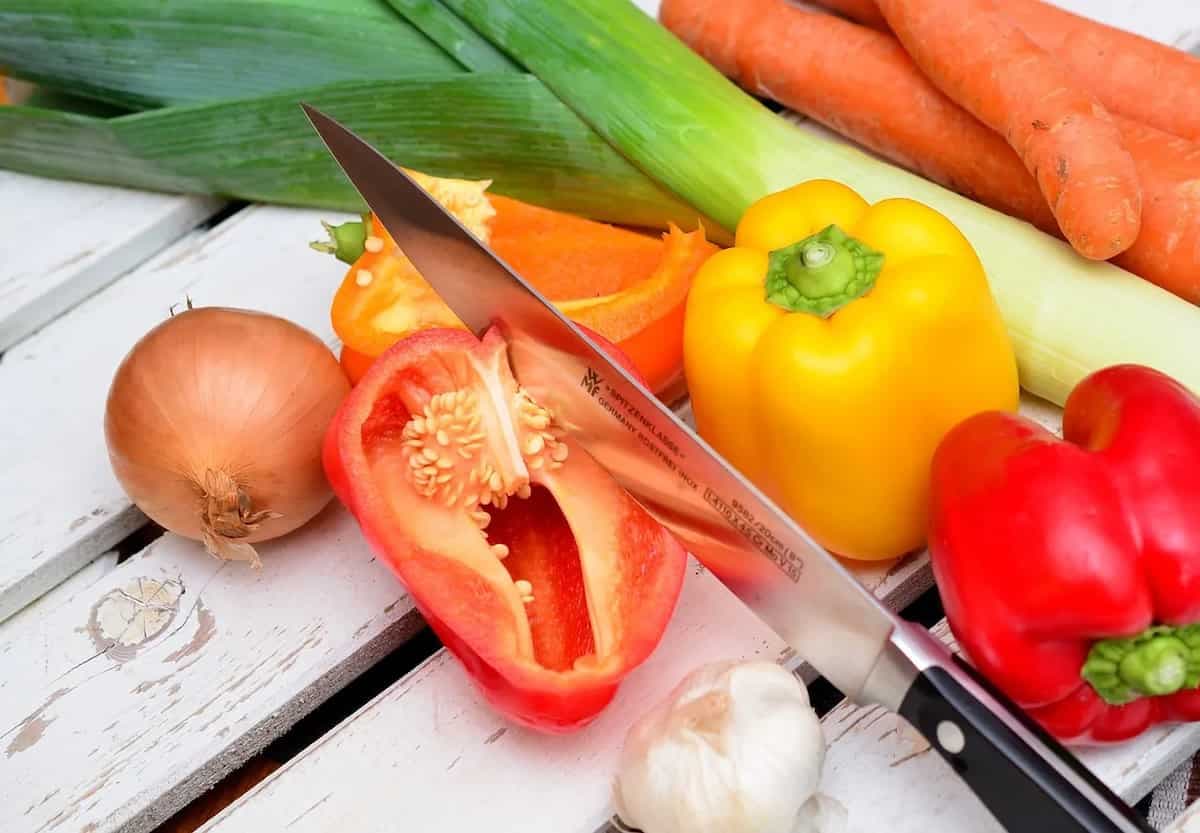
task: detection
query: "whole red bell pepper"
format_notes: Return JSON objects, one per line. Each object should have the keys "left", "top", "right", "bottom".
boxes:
{"left": 324, "top": 326, "right": 687, "bottom": 733}
{"left": 930, "top": 364, "right": 1200, "bottom": 744}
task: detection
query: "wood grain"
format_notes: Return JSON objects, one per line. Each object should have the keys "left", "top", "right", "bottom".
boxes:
{"left": 0, "top": 171, "right": 220, "bottom": 352}
{"left": 199, "top": 563, "right": 791, "bottom": 833}
{"left": 0, "top": 513, "right": 420, "bottom": 833}
{"left": 202, "top": 577, "right": 1200, "bottom": 833}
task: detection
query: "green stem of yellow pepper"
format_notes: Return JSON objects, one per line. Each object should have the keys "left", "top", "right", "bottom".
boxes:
{"left": 764, "top": 224, "right": 885, "bottom": 317}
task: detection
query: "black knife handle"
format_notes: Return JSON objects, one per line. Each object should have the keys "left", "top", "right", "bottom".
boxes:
{"left": 898, "top": 655, "right": 1152, "bottom": 833}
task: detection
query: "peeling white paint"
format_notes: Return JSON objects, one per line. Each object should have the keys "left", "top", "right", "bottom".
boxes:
{"left": 88, "top": 577, "right": 184, "bottom": 660}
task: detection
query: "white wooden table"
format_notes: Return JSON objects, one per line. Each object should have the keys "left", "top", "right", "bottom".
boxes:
{"left": 2, "top": 2, "right": 1199, "bottom": 832}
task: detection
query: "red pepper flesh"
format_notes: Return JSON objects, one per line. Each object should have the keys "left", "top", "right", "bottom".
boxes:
{"left": 930, "top": 364, "right": 1200, "bottom": 743}
{"left": 323, "top": 326, "right": 688, "bottom": 733}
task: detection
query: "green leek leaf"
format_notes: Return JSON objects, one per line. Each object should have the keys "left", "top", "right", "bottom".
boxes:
{"left": 0, "top": 75, "right": 715, "bottom": 235}
{"left": 388, "top": 0, "right": 519, "bottom": 72}
{"left": 0, "top": 0, "right": 461, "bottom": 109}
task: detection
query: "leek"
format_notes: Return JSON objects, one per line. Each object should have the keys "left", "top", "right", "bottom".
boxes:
{"left": 0, "top": 0, "right": 460, "bottom": 108}
{"left": 0, "top": 76, "right": 713, "bottom": 233}
{"left": 389, "top": 0, "right": 520, "bottom": 72}
{"left": 443, "top": 0, "right": 1200, "bottom": 405}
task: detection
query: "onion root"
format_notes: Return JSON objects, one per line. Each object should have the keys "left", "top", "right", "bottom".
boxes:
{"left": 199, "top": 468, "right": 283, "bottom": 568}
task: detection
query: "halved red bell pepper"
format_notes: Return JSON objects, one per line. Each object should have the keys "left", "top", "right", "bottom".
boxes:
{"left": 930, "top": 364, "right": 1200, "bottom": 743}
{"left": 323, "top": 326, "right": 688, "bottom": 733}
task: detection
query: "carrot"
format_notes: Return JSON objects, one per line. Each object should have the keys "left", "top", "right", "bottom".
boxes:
{"left": 806, "top": 0, "right": 887, "bottom": 29}
{"left": 659, "top": 0, "right": 1200, "bottom": 303}
{"left": 661, "top": 0, "right": 1059, "bottom": 234}
{"left": 1108, "top": 122, "right": 1200, "bottom": 301}
{"left": 1005, "top": 1, "right": 1200, "bottom": 144}
{"left": 811, "top": 0, "right": 1200, "bottom": 143}
{"left": 871, "top": 0, "right": 1141, "bottom": 261}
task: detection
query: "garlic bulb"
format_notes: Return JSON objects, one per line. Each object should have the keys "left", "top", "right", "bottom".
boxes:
{"left": 614, "top": 660, "right": 847, "bottom": 833}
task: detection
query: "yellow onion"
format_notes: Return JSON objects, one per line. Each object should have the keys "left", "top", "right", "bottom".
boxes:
{"left": 104, "top": 306, "right": 350, "bottom": 566}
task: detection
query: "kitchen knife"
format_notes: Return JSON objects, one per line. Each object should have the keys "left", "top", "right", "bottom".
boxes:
{"left": 302, "top": 103, "right": 1152, "bottom": 833}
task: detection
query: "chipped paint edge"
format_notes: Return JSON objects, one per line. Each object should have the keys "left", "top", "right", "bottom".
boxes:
{"left": 117, "top": 606, "right": 427, "bottom": 833}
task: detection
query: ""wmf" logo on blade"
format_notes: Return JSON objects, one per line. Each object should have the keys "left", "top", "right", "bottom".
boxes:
{"left": 581, "top": 367, "right": 602, "bottom": 396}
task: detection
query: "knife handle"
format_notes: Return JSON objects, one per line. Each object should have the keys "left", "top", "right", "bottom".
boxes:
{"left": 897, "top": 651, "right": 1152, "bottom": 833}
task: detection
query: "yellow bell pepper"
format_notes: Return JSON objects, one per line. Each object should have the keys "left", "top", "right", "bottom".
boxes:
{"left": 684, "top": 179, "right": 1019, "bottom": 561}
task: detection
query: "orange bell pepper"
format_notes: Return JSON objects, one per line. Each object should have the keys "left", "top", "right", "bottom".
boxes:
{"left": 325, "top": 188, "right": 716, "bottom": 396}
{"left": 339, "top": 344, "right": 376, "bottom": 384}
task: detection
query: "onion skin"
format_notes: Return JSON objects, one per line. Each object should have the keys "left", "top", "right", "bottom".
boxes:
{"left": 104, "top": 307, "right": 350, "bottom": 566}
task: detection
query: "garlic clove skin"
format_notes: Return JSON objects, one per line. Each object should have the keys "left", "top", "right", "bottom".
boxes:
{"left": 614, "top": 660, "right": 829, "bottom": 833}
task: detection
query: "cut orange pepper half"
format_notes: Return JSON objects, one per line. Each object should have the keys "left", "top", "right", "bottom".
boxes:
{"left": 339, "top": 344, "right": 377, "bottom": 384}
{"left": 330, "top": 193, "right": 717, "bottom": 395}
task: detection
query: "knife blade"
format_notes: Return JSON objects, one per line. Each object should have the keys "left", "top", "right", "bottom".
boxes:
{"left": 302, "top": 104, "right": 1153, "bottom": 833}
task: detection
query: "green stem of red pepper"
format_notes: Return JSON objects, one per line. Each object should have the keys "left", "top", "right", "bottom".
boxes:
{"left": 1082, "top": 624, "right": 1200, "bottom": 705}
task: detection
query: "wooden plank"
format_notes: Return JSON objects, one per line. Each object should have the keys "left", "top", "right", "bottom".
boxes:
{"left": 0, "top": 203, "right": 351, "bottom": 623}
{"left": 0, "top": 172, "right": 221, "bottom": 352}
{"left": 0, "top": 517, "right": 421, "bottom": 833}
{"left": 2, "top": 551, "right": 119, "bottom": 645}
{"left": 1168, "top": 799, "right": 1200, "bottom": 832}
{"left": 197, "top": 563, "right": 789, "bottom": 833}
{"left": 202, "top": 569, "right": 1200, "bottom": 833}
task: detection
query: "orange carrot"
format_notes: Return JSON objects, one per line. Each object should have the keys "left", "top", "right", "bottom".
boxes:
{"left": 661, "top": 0, "right": 1059, "bottom": 233}
{"left": 811, "top": 0, "right": 1200, "bottom": 143}
{"left": 659, "top": 0, "right": 1200, "bottom": 303}
{"left": 872, "top": 0, "right": 1141, "bottom": 261}
{"left": 1108, "top": 122, "right": 1200, "bottom": 301}
{"left": 807, "top": 0, "right": 887, "bottom": 29}
{"left": 1005, "top": 1, "right": 1200, "bottom": 144}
